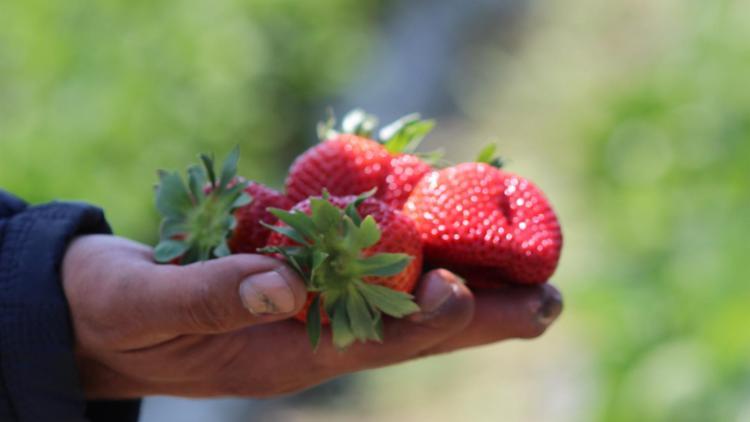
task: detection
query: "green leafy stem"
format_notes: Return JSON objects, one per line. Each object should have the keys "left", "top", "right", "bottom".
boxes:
{"left": 260, "top": 189, "right": 420, "bottom": 350}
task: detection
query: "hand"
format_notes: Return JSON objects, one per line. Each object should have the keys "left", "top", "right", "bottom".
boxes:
{"left": 62, "top": 235, "right": 562, "bottom": 398}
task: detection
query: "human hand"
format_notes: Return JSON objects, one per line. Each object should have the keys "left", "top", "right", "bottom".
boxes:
{"left": 62, "top": 235, "right": 562, "bottom": 398}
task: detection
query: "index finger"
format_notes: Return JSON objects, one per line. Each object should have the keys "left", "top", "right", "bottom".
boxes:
{"left": 423, "top": 282, "right": 563, "bottom": 356}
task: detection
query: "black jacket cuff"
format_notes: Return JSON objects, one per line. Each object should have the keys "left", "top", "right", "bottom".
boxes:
{"left": 0, "top": 196, "right": 139, "bottom": 422}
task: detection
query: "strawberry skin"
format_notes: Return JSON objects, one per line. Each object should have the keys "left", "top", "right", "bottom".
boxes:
{"left": 404, "top": 162, "right": 562, "bottom": 284}
{"left": 228, "top": 182, "right": 293, "bottom": 254}
{"left": 266, "top": 195, "right": 423, "bottom": 322}
{"left": 383, "top": 153, "right": 433, "bottom": 209}
{"left": 286, "top": 134, "right": 393, "bottom": 204}
{"left": 285, "top": 134, "right": 432, "bottom": 209}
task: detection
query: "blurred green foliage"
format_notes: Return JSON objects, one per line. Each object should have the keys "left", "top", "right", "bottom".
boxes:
{"left": 0, "top": 0, "right": 378, "bottom": 242}
{"left": 561, "top": 1, "right": 750, "bottom": 420}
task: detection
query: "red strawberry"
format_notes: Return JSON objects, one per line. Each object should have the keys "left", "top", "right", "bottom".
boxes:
{"left": 404, "top": 162, "right": 562, "bottom": 285}
{"left": 228, "top": 182, "right": 293, "bottom": 253}
{"left": 262, "top": 191, "right": 422, "bottom": 349}
{"left": 285, "top": 110, "right": 436, "bottom": 209}
{"left": 286, "top": 134, "right": 393, "bottom": 204}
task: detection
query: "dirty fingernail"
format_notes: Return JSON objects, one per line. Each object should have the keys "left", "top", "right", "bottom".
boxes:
{"left": 410, "top": 269, "right": 461, "bottom": 322}
{"left": 537, "top": 286, "right": 563, "bottom": 326}
{"left": 239, "top": 271, "right": 296, "bottom": 315}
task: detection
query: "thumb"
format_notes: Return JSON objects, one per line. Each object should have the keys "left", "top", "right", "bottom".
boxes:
{"left": 149, "top": 254, "right": 308, "bottom": 335}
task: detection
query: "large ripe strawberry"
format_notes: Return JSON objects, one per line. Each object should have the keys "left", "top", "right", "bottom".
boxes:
{"left": 262, "top": 190, "right": 422, "bottom": 349}
{"left": 285, "top": 110, "right": 436, "bottom": 209}
{"left": 404, "top": 154, "right": 562, "bottom": 285}
{"left": 285, "top": 133, "right": 393, "bottom": 204}
{"left": 153, "top": 148, "right": 291, "bottom": 264}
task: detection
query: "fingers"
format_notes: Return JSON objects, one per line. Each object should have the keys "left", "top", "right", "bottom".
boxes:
{"left": 84, "top": 267, "right": 560, "bottom": 398}
{"left": 422, "top": 282, "right": 562, "bottom": 356}
{"left": 207, "top": 272, "right": 561, "bottom": 397}
{"left": 316, "top": 269, "right": 475, "bottom": 371}
{"left": 218, "top": 269, "right": 475, "bottom": 392}
{"left": 140, "top": 254, "right": 308, "bottom": 336}
{"left": 63, "top": 235, "right": 309, "bottom": 348}
{"left": 88, "top": 268, "right": 475, "bottom": 397}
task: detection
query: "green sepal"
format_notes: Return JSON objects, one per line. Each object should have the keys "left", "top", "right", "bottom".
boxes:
{"left": 233, "top": 192, "right": 252, "bottom": 208}
{"left": 219, "top": 146, "right": 241, "bottom": 189}
{"left": 476, "top": 143, "right": 505, "bottom": 168}
{"left": 306, "top": 295, "right": 323, "bottom": 351}
{"left": 310, "top": 250, "right": 330, "bottom": 283}
{"left": 154, "top": 239, "right": 189, "bottom": 263}
{"left": 213, "top": 240, "right": 231, "bottom": 258}
{"left": 322, "top": 289, "right": 343, "bottom": 314}
{"left": 200, "top": 154, "right": 217, "bottom": 186}
{"left": 267, "top": 208, "right": 318, "bottom": 240}
{"left": 415, "top": 149, "right": 449, "bottom": 168}
{"left": 344, "top": 188, "right": 377, "bottom": 225}
{"left": 155, "top": 171, "right": 192, "bottom": 219}
{"left": 356, "top": 281, "right": 420, "bottom": 318}
{"left": 372, "top": 314, "right": 384, "bottom": 342}
{"left": 379, "top": 113, "right": 436, "bottom": 154}
{"left": 355, "top": 253, "right": 412, "bottom": 277}
{"left": 180, "top": 246, "right": 202, "bottom": 264}
{"left": 160, "top": 218, "right": 187, "bottom": 239}
{"left": 187, "top": 165, "right": 207, "bottom": 202}
{"left": 345, "top": 216, "right": 381, "bottom": 250}
{"left": 346, "top": 287, "right": 380, "bottom": 343}
{"left": 262, "top": 221, "right": 311, "bottom": 246}
{"left": 310, "top": 197, "right": 343, "bottom": 232}
{"left": 154, "top": 147, "right": 250, "bottom": 265}
{"left": 258, "top": 245, "right": 309, "bottom": 282}
{"left": 331, "top": 300, "right": 356, "bottom": 350}
{"left": 259, "top": 193, "right": 419, "bottom": 351}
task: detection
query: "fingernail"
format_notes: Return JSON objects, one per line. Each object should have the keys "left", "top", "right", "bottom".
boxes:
{"left": 239, "top": 270, "right": 296, "bottom": 315}
{"left": 537, "top": 287, "right": 563, "bottom": 326}
{"left": 410, "top": 269, "right": 460, "bottom": 322}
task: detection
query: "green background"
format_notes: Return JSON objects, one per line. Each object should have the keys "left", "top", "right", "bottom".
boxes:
{"left": 2, "top": 0, "right": 749, "bottom": 420}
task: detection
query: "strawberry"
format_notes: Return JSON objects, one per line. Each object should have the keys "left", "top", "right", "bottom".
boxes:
{"left": 404, "top": 151, "right": 562, "bottom": 285}
{"left": 262, "top": 190, "right": 422, "bottom": 349}
{"left": 228, "top": 182, "right": 293, "bottom": 254}
{"left": 285, "top": 133, "right": 393, "bottom": 205}
{"left": 285, "top": 110, "right": 436, "bottom": 209}
{"left": 153, "top": 148, "right": 291, "bottom": 264}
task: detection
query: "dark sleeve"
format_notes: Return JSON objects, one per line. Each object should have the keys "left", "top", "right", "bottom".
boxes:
{"left": 0, "top": 190, "right": 141, "bottom": 422}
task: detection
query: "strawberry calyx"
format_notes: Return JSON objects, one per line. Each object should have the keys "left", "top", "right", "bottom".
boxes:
{"left": 154, "top": 147, "right": 251, "bottom": 264}
{"left": 318, "top": 108, "right": 442, "bottom": 164}
{"left": 260, "top": 189, "right": 420, "bottom": 350}
{"left": 378, "top": 112, "right": 436, "bottom": 155}
{"left": 475, "top": 143, "right": 505, "bottom": 169}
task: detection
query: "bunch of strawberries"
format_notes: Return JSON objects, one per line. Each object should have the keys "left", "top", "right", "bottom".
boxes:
{"left": 154, "top": 110, "right": 562, "bottom": 349}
